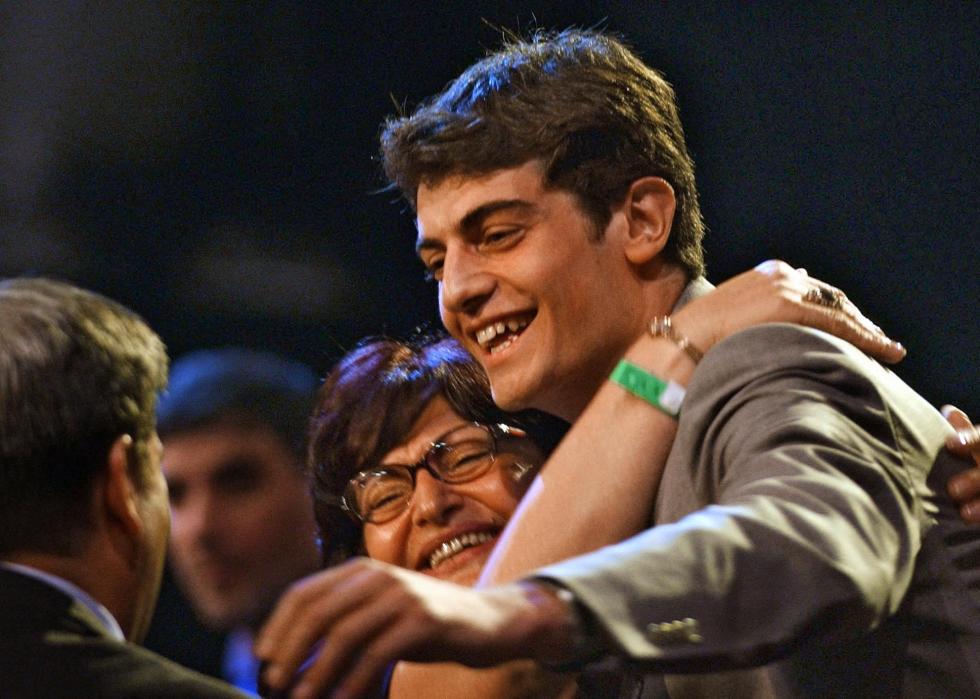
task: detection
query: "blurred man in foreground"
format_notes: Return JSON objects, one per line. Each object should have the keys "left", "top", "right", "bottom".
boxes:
{"left": 0, "top": 277, "right": 245, "bottom": 698}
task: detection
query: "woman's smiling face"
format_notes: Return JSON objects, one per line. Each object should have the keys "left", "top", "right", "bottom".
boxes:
{"left": 360, "top": 395, "right": 543, "bottom": 586}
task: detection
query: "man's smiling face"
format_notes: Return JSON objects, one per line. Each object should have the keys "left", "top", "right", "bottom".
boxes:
{"left": 416, "top": 160, "right": 642, "bottom": 420}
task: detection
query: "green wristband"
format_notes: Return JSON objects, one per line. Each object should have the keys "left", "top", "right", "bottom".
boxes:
{"left": 609, "top": 359, "right": 686, "bottom": 416}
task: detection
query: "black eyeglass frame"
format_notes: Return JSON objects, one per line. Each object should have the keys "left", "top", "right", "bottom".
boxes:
{"left": 325, "top": 422, "right": 524, "bottom": 524}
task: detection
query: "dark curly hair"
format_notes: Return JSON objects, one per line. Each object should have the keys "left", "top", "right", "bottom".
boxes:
{"left": 381, "top": 29, "right": 705, "bottom": 277}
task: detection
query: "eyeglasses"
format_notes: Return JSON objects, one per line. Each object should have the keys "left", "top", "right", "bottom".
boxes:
{"left": 329, "top": 423, "right": 528, "bottom": 524}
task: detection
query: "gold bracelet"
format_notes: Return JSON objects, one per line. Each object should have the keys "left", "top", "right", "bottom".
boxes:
{"left": 648, "top": 316, "right": 703, "bottom": 365}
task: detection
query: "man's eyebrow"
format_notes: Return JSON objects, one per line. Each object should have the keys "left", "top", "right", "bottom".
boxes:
{"left": 415, "top": 199, "right": 536, "bottom": 255}
{"left": 415, "top": 236, "right": 442, "bottom": 256}
{"left": 459, "top": 199, "right": 535, "bottom": 232}
{"left": 209, "top": 456, "right": 261, "bottom": 482}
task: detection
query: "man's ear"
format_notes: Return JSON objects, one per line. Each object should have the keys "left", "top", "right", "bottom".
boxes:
{"left": 622, "top": 176, "right": 676, "bottom": 265}
{"left": 103, "top": 434, "right": 143, "bottom": 543}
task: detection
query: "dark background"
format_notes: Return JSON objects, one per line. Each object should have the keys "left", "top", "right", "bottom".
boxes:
{"left": 2, "top": 0, "right": 976, "bottom": 679}
{"left": 2, "top": 2, "right": 976, "bottom": 411}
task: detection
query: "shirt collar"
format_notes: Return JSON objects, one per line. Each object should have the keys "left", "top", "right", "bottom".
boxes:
{"left": 0, "top": 561, "right": 126, "bottom": 641}
{"left": 673, "top": 276, "right": 714, "bottom": 312}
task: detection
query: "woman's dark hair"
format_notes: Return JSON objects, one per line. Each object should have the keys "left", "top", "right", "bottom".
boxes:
{"left": 308, "top": 335, "right": 567, "bottom": 566}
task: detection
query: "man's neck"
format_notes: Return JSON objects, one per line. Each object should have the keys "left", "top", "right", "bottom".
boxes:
{"left": 4, "top": 546, "right": 134, "bottom": 640}
{"left": 637, "top": 263, "right": 690, "bottom": 319}
{"left": 553, "top": 267, "right": 691, "bottom": 423}
{"left": 3, "top": 550, "right": 91, "bottom": 593}
{"left": 1, "top": 556, "right": 126, "bottom": 641}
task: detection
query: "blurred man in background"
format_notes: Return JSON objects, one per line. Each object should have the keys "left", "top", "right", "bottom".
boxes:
{"left": 155, "top": 348, "right": 321, "bottom": 695}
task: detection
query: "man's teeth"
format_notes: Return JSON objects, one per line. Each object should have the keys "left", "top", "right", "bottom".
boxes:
{"left": 475, "top": 319, "right": 528, "bottom": 350}
{"left": 428, "top": 531, "right": 496, "bottom": 570}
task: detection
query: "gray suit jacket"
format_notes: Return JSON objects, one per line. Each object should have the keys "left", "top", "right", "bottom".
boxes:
{"left": 539, "top": 323, "right": 980, "bottom": 698}
{"left": 0, "top": 567, "right": 248, "bottom": 698}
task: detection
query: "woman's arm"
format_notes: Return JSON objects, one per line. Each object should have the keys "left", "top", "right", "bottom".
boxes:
{"left": 389, "top": 262, "right": 905, "bottom": 697}
{"left": 479, "top": 260, "right": 903, "bottom": 585}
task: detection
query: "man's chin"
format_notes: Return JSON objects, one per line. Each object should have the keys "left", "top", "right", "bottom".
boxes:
{"left": 192, "top": 598, "right": 257, "bottom": 632}
{"left": 489, "top": 377, "right": 539, "bottom": 413}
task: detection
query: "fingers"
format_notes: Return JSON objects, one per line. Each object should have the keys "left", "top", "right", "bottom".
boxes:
{"left": 257, "top": 559, "right": 483, "bottom": 699}
{"left": 256, "top": 580, "right": 336, "bottom": 691}
{"left": 951, "top": 427, "right": 980, "bottom": 457}
{"left": 796, "top": 293, "right": 906, "bottom": 364}
{"left": 941, "top": 405, "right": 980, "bottom": 523}
{"left": 749, "top": 260, "right": 905, "bottom": 364}
{"left": 753, "top": 259, "right": 795, "bottom": 276}
{"left": 941, "top": 405, "right": 980, "bottom": 460}
{"left": 942, "top": 404, "right": 980, "bottom": 465}
{"left": 788, "top": 268, "right": 905, "bottom": 363}
{"left": 948, "top": 466, "right": 980, "bottom": 524}
{"left": 948, "top": 470, "right": 980, "bottom": 523}
{"left": 256, "top": 559, "right": 385, "bottom": 695}
{"left": 291, "top": 602, "right": 406, "bottom": 699}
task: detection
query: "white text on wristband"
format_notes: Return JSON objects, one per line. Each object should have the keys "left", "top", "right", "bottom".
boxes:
{"left": 609, "top": 359, "right": 686, "bottom": 416}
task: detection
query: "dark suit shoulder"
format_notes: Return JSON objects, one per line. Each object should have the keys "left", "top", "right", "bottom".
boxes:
{"left": 0, "top": 568, "right": 247, "bottom": 698}
{"left": 0, "top": 635, "right": 248, "bottom": 698}
{"left": 692, "top": 323, "right": 887, "bottom": 396}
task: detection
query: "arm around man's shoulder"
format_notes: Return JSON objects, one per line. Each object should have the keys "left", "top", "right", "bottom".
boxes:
{"left": 539, "top": 322, "right": 935, "bottom": 671}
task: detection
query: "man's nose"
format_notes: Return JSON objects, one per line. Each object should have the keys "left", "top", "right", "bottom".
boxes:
{"left": 439, "top": 246, "right": 495, "bottom": 317}
{"left": 410, "top": 470, "right": 464, "bottom": 526}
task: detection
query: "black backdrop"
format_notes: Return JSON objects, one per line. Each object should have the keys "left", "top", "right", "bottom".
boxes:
{"left": 3, "top": 0, "right": 977, "bottom": 679}
{"left": 2, "top": 1, "right": 976, "bottom": 410}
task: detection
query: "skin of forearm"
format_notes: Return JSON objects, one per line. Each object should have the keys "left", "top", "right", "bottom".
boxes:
{"left": 389, "top": 661, "right": 576, "bottom": 699}
{"left": 387, "top": 581, "right": 580, "bottom": 699}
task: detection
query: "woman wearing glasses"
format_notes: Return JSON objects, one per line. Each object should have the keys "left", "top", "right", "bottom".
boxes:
{"left": 309, "top": 336, "right": 566, "bottom": 586}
